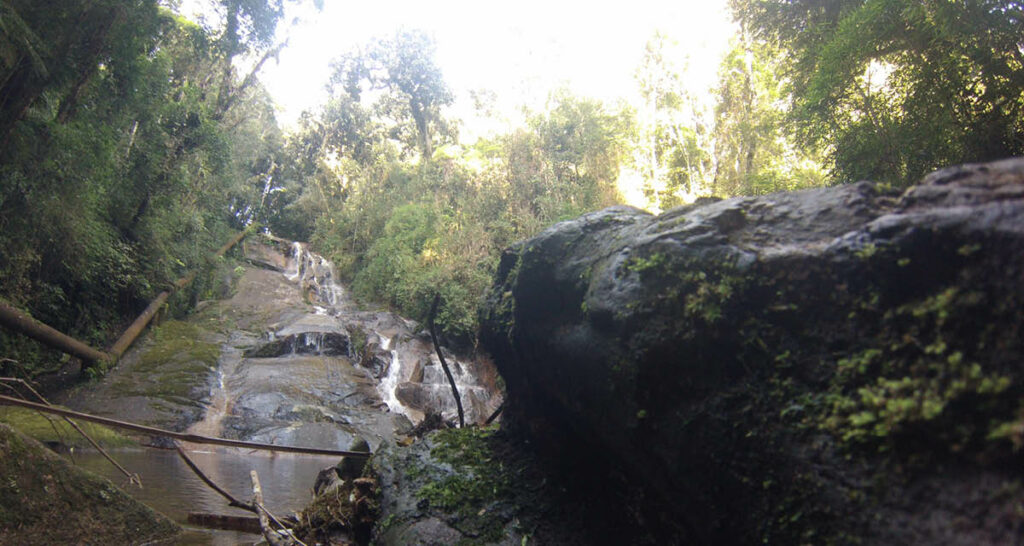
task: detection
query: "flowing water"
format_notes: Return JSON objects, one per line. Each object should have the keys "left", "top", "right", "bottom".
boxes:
{"left": 59, "top": 237, "right": 502, "bottom": 544}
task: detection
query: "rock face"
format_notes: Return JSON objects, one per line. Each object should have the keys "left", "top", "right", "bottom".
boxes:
{"left": 480, "top": 158, "right": 1024, "bottom": 544}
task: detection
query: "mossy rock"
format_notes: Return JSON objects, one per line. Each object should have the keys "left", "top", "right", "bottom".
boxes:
{"left": 479, "top": 158, "right": 1024, "bottom": 544}
{"left": 0, "top": 407, "right": 135, "bottom": 449}
{"left": 369, "top": 427, "right": 590, "bottom": 545}
{"left": 0, "top": 423, "right": 178, "bottom": 545}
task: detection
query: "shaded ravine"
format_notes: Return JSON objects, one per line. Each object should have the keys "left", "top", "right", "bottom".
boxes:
{"left": 58, "top": 236, "right": 501, "bottom": 543}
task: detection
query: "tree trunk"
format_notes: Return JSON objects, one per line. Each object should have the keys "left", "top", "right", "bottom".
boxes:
{"left": 410, "top": 99, "right": 432, "bottom": 160}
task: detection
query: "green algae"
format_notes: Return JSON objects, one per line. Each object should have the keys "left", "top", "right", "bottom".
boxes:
{"left": 415, "top": 427, "right": 513, "bottom": 544}
{"left": 0, "top": 407, "right": 135, "bottom": 449}
{"left": 135, "top": 320, "right": 219, "bottom": 372}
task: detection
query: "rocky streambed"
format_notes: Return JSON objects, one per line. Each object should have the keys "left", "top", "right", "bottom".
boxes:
{"left": 50, "top": 235, "right": 502, "bottom": 543}
{"left": 14, "top": 158, "right": 1024, "bottom": 545}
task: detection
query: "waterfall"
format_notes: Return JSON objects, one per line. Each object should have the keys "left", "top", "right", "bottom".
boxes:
{"left": 280, "top": 241, "right": 499, "bottom": 424}
{"left": 376, "top": 336, "right": 412, "bottom": 419}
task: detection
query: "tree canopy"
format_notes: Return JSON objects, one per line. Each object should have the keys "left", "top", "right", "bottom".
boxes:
{"left": 3, "top": 0, "right": 1022, "bottom": 371}
{"left": 731, "top": 0, "right": 1024, "bottom": 184}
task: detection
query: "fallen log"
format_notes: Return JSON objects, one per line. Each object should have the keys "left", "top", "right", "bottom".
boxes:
{"left": 0, "top": 228, "right": 251, "bottom": 368}
{"left": 0, "top": 394, "right": 371, "bottom": 458}
{"left": 107, "top": 227, "right": 249, "bottom": 360}
{"left": 0, "top": 301, "right": 112, "bottom": 365}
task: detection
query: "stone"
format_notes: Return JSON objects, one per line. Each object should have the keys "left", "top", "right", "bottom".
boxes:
{"left": 480, "top": 158, "right": 1024, "bottom": 544}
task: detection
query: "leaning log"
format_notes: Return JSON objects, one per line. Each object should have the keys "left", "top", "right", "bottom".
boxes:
{"left": 428, "top": 293, "right": 464, "bottom": 428}
{"left": 0, "top": 301, "right": 112, "bottom": 365}
{"left": 107, "top": 227, "right": 248, "bottom": 360}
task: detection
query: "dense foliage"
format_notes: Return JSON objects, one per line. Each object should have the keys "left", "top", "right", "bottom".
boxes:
{"left": 3, "top": 0, "right": 1021, "bottom": 367}
{"left": 278, "top": 33, "right": 632, "bottom": 341}
{"left": 0, "top": 0, "right": 289, "bottom": 375}
{"left": 731, "top": 0, "right": 1024, "bottom": 184}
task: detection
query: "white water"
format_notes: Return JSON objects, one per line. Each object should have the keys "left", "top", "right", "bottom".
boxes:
{"left": 377, "top": 335, "right": 412, "bottom": 419}
{"left": 280, "top": 241, "right": 495, "bottom": 423}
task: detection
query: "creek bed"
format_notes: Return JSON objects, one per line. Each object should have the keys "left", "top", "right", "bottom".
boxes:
{"left": 69, "top": 446, "right": 338, "bottom": 545}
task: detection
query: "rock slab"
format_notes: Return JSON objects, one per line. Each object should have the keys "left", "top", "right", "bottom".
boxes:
{"left": 480, "top": 158, "right": 1024, "bottom": 544}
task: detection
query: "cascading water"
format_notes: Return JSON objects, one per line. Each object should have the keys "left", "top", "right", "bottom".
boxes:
{"left": 376, "top": 335, "right": 410, "bottom": 419}
{"left": 279, "top": 241, "right": 499, "bottom": 424}
{"left": 286, "top": 242, "right": 345, "bottom": 308}
{"left": 61, "top": 235, "right": 502, "bottom": 544}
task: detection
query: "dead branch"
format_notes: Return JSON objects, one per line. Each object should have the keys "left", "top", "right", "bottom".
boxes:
{"left": 174, "top": 442, "right": 255, "bottom": 513}
{"left": 0, "top": 377, "right": 141, "bottom": 486}
{"left": 428, "top": 293, "right": 464, "bottom": 428}
{"left": 0, "top": 394, "right": 370, "bottom": 457}
{"left": 251, "top": 470, "right": 305, "bottom": 546}
{"left": 484, "top": 401, "right": 505, "bottom": 425}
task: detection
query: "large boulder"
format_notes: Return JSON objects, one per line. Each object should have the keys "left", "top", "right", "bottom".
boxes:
{"left": 480, "top": 158, "right": 1024, "bottom": 544}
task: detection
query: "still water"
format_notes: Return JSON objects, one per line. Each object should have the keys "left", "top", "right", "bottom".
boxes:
{"left": 69, "top": 446, "right": 339, "bottom": 545}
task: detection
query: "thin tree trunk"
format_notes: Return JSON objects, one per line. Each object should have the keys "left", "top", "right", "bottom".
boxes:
{"left": 428, "top": 293, "right": 464, "bottom": 427}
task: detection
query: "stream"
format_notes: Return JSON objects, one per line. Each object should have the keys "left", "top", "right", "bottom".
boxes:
{"left": 57, "top": 237, "right": 501, "bottom": 544}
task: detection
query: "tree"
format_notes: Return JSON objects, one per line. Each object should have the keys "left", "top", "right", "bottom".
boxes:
{"left": 633, "top": 34, "right": 715, "bottom": 209}
{"left": 712, "top": 35, "right": 827, "bottom": 196}
{"left": 731, "top": 0, "right": 1024, "bottom": 184}
{"left": 0, "top": 1, "right": 291, "bottom": 376}
{"left": 529, "top": 90, "right": 630, "bottom": 216}
{"left": 328, "top": 29, "right": 454, "bottom": 161}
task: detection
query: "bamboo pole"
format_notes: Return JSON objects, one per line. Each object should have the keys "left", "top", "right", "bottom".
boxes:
{"left": 0, "top": 394, "right": 371, "bottom": 458}
{"left": 107, "top": 227, "right": 247, "bottom": 360}
{"left": 0, "top": 229, "right": 251, "bottom": 366}
{"left": 0, "top": 302, "right": 113, "bottom": 365}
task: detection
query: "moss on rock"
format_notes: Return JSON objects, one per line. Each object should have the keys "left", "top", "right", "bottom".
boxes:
{"left": 0, "top": 423, "right": 178, "bottom": 545}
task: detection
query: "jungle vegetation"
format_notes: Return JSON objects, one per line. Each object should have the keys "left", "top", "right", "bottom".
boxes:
{"left": 1, "top": 0, "right": 1021, "bottom": 372}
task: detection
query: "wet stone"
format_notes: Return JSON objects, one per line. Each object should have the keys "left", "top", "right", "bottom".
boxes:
{"left": 244, "top": 331, "right": 351, "bottom": 358}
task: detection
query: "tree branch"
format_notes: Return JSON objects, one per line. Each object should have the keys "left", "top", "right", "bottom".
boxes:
{"left": 428, "top": 293, "right": 464, "bottom": 427}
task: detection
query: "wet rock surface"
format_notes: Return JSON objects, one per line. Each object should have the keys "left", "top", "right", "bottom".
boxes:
{"left": 63, "top": 236, "right": 500, "bottom": 450}
{"left": 480, "top": 158, "right": 1024, "bottom": 544}
{"left": 369, "top": 428, "right": 589, "bottom": 546}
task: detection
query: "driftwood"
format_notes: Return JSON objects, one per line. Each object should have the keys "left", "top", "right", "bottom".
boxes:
{"left": 428, "top": 293, "right": 465, "bottom": 428}
{"left": 251, "top": 470, "right": 304, "bottom": 546}
{"left": 186, "top": 512, "right": 262, "bottom": 534}
{"left": 0, "top": 394, "right": 371, "bottom": 458}
{"left": 174, "top": 442, "right": 256, "bottom": 513}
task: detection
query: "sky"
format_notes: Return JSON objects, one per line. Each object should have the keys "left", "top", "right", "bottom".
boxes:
{"left": 227, "top": 0, "right": 737, "bottom": 136}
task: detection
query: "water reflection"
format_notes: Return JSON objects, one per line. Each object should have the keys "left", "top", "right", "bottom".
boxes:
{"left": 69, "top": 447, "right": 339, "bottom": 545}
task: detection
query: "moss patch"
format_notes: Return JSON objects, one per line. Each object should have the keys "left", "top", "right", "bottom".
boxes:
{"left": 0, "top": 407, "right": 135, "bottom": 449}
{"left": 135, "top": 320, "right": 220, "bottom": 372}
{"left": 0, "top": 423, "right": 178, "bottom": 545}
{"left": 821, "top": 285, "right": 1016, "bottom": 451}
{"left": 414, "top": 427, "right": 513, "bottom": 543}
